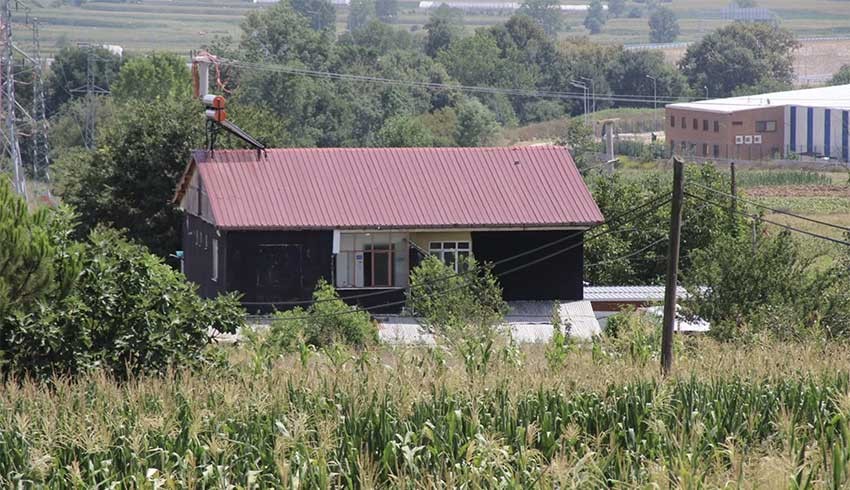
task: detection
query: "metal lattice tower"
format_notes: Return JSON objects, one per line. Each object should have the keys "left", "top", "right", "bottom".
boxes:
{"left": 1, "top": 0, "right": 51, "bottom": 201}
{"left": 71, "top": 43, "right": 109, "bottom": 150}
{"left": 1, "top": 0, "right": 25, "bottom": 197}
{"left": 31, "top": 19, "right": 50, "bottom": 196}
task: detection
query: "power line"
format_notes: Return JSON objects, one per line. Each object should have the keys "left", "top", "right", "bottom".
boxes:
{"left": 245, "top": 193, "right": 673, "bottom": 309}
{"left": 684, "top": 191, "right": 850, "bottom": 247}
{"left": 218, "top": 58, "right": 693, "bottom": 106}
{"left": 687, "top": 180, "right": 850, "bottom": 233}
{"left": 252, "top": 196, "right": 673, "bottom": 321}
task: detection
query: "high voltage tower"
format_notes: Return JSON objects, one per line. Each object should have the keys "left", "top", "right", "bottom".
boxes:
{"left": 71, "top": 43, "right": 110, "bottom": 150}
{"left": 1, "top": 0, "right": 51, "bottom": 200}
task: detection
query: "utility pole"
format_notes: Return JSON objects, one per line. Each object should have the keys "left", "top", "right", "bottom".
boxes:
{"left": 730, "top": 161, "right": 737, "bottom": 228}
{"left": 2, "top": 0, "right": 25, "bottom": 197}
{"left": 646, "top": 74, "right": 657, "bottom": 132}
{"left": 580, "top": 76, "right": 595, "bottom": 114}
{"left": 571, "top": 80, "right": 588, "bottom": 126}
{"left": 661, "top": 157, "right": 685, "bottom": 377}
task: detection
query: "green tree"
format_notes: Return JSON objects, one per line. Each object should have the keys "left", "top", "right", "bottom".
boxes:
{"left": 111, "top": 52, "right": 191, "bottom": 102}
{"left": 54, "top": 97, "right": 202, "bottom": 258}
{"left": 454, "top": 99, "right": 499, "bottom": 147}
{"left": 608, "top": 0, "right": 625, "bottom": 18}
{"left": 0, "top": 182, "right": 244, "bottom": 380}
{"left": 0, "top": 180, "right": 81, "bottom": 319}
{"left": 45, "top": 45, "right": 123, "bottom": 116}
{"left": 375, "top": 0, "right": 398, "bottom": 22}
{"left": 347, "top": 0, "right": 376, "bottom": 31}
{"left": 557, "top": 119, "right": 596, "bottom": 169}
{"left": 606, "top": 50, "right": 688, "bottom": 108}
{"left": 376, "top": 115, "right": 435, "bottom": 147}
{"left": 679, "top": 23, "right": 799, "bottom": 98}
{"left": 584, "top": 165, "right": 743, "bottom": 285}
{"left": 518, "top": 0, "right": 563, "bottom": 37}
{"left": 424, "top": 5, "right": 463, "bottom": 57}
{"left": 829, "top": 65, "right": 850, "bottom": 86}
{"left": 648, "top": 6, "right": 679, "bottom": 43}
{"left": 240, "top": 1, "right": 334, "bottom": 66}
{"left": 583, "top": 0, "right": 607, "bottom": 34}
{"left": 290, "top": 0, "right": 336, "bottom": 30}
{"left": 683, "top": 229, "right": 850, "bottom": 341}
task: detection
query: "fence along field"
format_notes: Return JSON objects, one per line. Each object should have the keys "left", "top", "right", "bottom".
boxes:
{"left": 3, "top": 339, "right": 850, "bottom": 487}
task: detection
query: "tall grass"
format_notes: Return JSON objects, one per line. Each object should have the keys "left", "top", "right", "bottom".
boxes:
{"left": 2, "top": 340, "right": 850, "bottom": 487}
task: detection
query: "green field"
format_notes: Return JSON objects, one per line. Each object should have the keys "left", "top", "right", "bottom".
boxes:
{"left": 9, "top": 0, "right": 850, "bottom": 57}
{"left": 5, "top": 339, "right": 850, "bottom": 487}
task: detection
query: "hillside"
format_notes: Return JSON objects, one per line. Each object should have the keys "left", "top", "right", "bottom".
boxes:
{"left": 11, "top": 0, "right": 850, "bottom": 56}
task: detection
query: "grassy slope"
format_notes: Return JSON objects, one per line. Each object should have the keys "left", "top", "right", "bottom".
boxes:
{"left": 11, "top": 0, "right": 850, "bottom": 56}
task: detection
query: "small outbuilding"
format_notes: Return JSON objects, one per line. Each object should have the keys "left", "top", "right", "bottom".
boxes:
{"left": 173, "top": 146, "right": 603, "bottom": 313}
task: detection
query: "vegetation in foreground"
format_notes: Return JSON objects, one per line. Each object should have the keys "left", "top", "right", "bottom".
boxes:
{"left": 3, "top": 338, "right": 850, "bottom": 488}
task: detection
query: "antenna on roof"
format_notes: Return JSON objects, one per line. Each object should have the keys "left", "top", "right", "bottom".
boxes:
{"left": 192, "top": 52, "right": 266, "bottom": 160}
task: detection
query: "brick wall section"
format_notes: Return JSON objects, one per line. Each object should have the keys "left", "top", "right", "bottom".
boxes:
{"left": 665, "top": 106, "right": 785, "bottom": 160}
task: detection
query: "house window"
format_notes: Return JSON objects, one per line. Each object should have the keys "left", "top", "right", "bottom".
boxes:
{"left": 212, "top": 238, "right": 219, "bottom": 282}
{"left": 336, "top": 232, "right": 408, "bottom": 288}
{"left": 692, "top": 118, "right": 698, "bottom": 130}
{"left": 755, "top": 120, "right": 777, "bottom": 132}
{"left": 681, "top": 117, "right": 686, "bottom": 128}
{"left": 429, "top": 241, "right": 471, "bottom": 273}
{"left": 713, "top": 145, "right": 720, "bottom": 158}
{"left": 702, "top": 143, "right": 708, "bottom": 156}
{"left": 714, "top": 121, "right": 720, "bottom": 132}
{"left": 702, "top": 120, "right": 708, "bottom": 131}
{"left": 670, "top": 115, "right": 675, "bottom": 127}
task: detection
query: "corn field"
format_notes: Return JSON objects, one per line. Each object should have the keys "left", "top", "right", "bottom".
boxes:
{"left": 735, "top": 170, "right": 833, "bottom": 188}
{"left": 3, "top": 340, "right": 850, "bottom": 488}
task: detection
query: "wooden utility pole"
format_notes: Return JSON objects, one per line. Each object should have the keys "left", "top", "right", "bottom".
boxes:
{"left": 730, "top": 161, "right": 737, "bottom": 218}
{"left": 661, "top": 157, "right": 685, "bottom": 377}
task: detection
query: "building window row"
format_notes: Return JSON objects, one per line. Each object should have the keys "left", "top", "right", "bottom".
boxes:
{"left": 670, "top": 140, "right": 721, "bottom": 158}
{"left": 669, "top": 115, "right": 721, "bottom": 133}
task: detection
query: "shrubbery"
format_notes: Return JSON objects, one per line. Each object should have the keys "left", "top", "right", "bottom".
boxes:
{"left": 407, "top": 255, "right": 508, "bottom": 375}
{"left": 685, "top": 229, "right": 850, "bottom": 341}
{"left": 266, "top": 279, "right": 378, "bottom": 352}
{"left": 0, "top": 181, "right": 244, "bottom": 380}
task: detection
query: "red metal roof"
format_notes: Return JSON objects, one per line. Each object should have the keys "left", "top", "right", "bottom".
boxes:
{"left": 184, "top": 146, "right": 603, "bottom": 230}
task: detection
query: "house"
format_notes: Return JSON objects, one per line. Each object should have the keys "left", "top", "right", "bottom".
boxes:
{"left": 173, "top": 146, "right": 604, "bottom": 314}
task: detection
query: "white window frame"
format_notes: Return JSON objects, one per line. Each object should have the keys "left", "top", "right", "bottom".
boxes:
{"left": 336, "top": 232, "right": 408, "bottom": 289}
{"left": 211, "top": 238, "right": 219, "bottom": 282}
{"left": 429, "top": 241, "right": 471, "bottom": 273}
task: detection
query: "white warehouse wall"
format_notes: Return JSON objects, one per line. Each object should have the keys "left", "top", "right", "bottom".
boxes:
{"left": 785, "top": 105, "right": 850, "bottom": 160}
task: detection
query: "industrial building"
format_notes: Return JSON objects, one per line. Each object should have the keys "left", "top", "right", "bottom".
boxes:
{"left": 665, "top": 84, "right": 850, "bottom": 162}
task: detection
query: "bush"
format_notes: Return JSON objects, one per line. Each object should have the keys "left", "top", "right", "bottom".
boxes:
{"left": 407, "top": 255, "right": 508, "bottom": 375}
{"left": 0, "top": 183, "right": 245, "bottom": 380}
{"left": 267, "top": 280, "right": 378, "bottom": 352}
{"left": 600, "top": 307, "right": 664, "bottom": 366}
{"left": 685, "top": 229, "right": 850, "bottom": 341}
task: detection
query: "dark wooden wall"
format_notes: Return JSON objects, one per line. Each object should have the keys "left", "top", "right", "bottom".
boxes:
{"left": 183, "top": 214, "right": 227, "bottom": 299}
{"left": 226, "top": 230, "right": 333, "bottom": 314}
{"left": 471, "top": 230, "right": 584, "bottom": 301}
